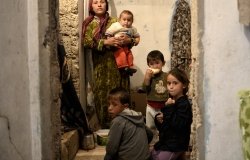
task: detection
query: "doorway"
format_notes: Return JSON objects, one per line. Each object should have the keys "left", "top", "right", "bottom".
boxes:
{"left": 58, "top": 0, "right": 203, "bottom": 159}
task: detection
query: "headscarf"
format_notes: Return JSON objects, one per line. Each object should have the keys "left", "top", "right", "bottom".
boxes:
{"left": 82, "top": 0, "right": 110, "bottom": 42}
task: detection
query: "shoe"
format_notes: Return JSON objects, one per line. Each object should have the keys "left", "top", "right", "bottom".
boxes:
{"left": 137, "top": 87, "right": 146, "bottom": 93}
{"left": 125, "top": 67, "right": 137, "bottom": 76}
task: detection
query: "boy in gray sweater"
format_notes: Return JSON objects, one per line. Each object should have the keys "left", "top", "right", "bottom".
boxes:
{"left": 104, "top": 87, "right": 151, "bottom": 160}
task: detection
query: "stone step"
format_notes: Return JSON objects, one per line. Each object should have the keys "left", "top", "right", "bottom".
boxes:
{"left": 74, "top": 145, "right": 106, "bottom": 160}
{"left": 61, "top": 129, "right": 79, "bottom": 160}
{"left": 60, "top": 129, "right": 191, "bottom": 160}
{"left": 74, "top": 146, "right": 191, "bottom": 160}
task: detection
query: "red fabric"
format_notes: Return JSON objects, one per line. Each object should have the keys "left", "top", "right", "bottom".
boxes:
{"left": 147, "top": 100, "right": 165, "bottom": 109}
{"left": 114, "top": 47, "right": 133, "bottom": 68}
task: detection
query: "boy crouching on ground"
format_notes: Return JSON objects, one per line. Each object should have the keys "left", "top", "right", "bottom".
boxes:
{"left": 104, "top": 87, "right": 152, "bottom": 160}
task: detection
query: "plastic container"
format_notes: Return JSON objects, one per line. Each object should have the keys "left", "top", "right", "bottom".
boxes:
{"left": 82, "top": 133, "right": 95, "bottom": 150}
{"left": 95, "top": 129, "right": 109, "bottom": 146}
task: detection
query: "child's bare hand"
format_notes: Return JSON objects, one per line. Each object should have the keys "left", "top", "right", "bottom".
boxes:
{"left": 143, "top": 68, "right": 154, "bottom": 86}
{"left": 116, "top": 34, "right": 128, "bottom": 40}
{"left": 116, "top": 34, "right": 130, "bottom": 46}
{"left": 145, "top": 68, "right": 154, "bottom": 79}
{"left": 165, "top": 98, "right": 175, "bottom": 105}
{"left": 156, "top": 113, "right": 163, "bottom": 124}
{"left": 105, "top": 37, "right": 122, "bottom": 47}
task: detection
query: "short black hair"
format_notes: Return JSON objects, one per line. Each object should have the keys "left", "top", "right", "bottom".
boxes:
{"left": 147, "top": 50, "right": 165, "bottom": 65}
{"left": 108, "top": 87, "right": 130, "bottom": 105}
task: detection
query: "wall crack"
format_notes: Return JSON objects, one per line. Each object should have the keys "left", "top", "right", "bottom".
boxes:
{"left": 0, "top": 115, "right": 24, "bottom": 160}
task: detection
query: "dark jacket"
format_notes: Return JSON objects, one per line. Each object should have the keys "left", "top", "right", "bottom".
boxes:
{"left": 104, "top": 109, "right": 151, "bottom": 160}
{"left": 154, "top": 95, "right": 193, "bottom": 152}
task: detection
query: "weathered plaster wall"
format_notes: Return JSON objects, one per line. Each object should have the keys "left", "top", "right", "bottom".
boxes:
{"left": 189, "top": 1, "right": 203, "bottom": 159}
{"left": 0, "top": 0, "right": 60, "bottom": 159}
{"left": 202, "top": 0, "right": 250, "bottom": 159}
{"left": 0, "top": 0, "right": 31, "bottom": 159}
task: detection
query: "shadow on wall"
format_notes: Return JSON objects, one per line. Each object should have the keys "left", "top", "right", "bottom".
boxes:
{"left": 130, "top": 64, "right": 144, "bottom": 87}
{"left": 244, "top": 25, "right": 250, "bottom": 42}
{"left": 131, "top": 90, "right": 147, "bottom": 116}
{"left": 109, "top": 0, "right": 118, "bottom": 17}
{"left": 58, "top": 44, "right": 91, "bottom": 134}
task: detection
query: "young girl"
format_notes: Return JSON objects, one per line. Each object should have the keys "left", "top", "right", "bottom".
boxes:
{"left": 151, "top": 68, "right": 193, "bottom": 160}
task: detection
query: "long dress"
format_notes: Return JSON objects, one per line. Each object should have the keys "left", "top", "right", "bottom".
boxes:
{"left": 83, "top": 16, "right": 130, "bottom": 129}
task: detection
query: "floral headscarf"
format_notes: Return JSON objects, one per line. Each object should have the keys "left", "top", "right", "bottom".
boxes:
{"left": 82, "top": 0, "right": 110, "bottom": 42}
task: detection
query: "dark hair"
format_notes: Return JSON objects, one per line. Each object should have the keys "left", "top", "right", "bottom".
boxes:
{"left": 119, "top": 10, "right": 134, "bottom": 22}
{"left": 108, "top": 87, "right": 130, "bottom": 105}
{"left": 147, "top": 50, "right": 165, "bottom": 65}
{"left": 167, "top": 68, "right": 190, "bottom": 95}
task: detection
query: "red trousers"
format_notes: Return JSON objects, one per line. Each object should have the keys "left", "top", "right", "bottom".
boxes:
{"left": 114, "top": 47, "right": 133, "bottom": 68}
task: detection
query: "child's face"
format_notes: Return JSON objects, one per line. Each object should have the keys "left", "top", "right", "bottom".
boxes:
{"left": 108, "top": 95, "right": 127, "bottom": 119}
{"left": 119, "top": 13, "right": 133, "bottom": 28}
{"left": 148, "top": 59, "right": 165, "bottom": 71}
{"left": 166, "top": 74, "right": 185, "bottom": 100}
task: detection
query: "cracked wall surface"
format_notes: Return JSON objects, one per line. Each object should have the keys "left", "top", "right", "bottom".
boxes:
{"left": 0, "top": 117, "right": 23, "bottom": 160}
{"left": 0, "top": 0, "right": 60, "bottom": 159}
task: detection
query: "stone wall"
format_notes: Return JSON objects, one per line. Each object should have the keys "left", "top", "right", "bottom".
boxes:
{"left": 59, "top": 0, "right": 80, "bottom": 96}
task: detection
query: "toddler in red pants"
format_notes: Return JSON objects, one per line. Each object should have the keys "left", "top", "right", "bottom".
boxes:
{"left": 105, "top": 10, "right": 140, "bottom": 76}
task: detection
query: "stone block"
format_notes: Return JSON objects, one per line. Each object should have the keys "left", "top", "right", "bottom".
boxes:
{"left": 74, "top": 145, "right": 105, "bottom": 160}
{"left": 61, "top": 130, "right": 79, "bottom": 160}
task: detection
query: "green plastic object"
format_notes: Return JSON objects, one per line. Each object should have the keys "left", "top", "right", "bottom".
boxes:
{"left": 239, "top": 90, "right": 250, "bottom": 160}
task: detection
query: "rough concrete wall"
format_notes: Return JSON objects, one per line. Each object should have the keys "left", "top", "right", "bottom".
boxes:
{"left": 0, "top": 0, "right": 31, "bottom": 159}
{"left": 43, "top": 0, "right": 61, "bottom": 159}
{"left": 190, "top": 0, "right": 203, "bottom": 159}
{"left": 202, "top": 0, "right": 249, "bottom": 159}
{"left": 0, "top": 0, "right": 61, "bottom": 159}
{"left": 59, "top": 0, "right": 80, "bottom": 96}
